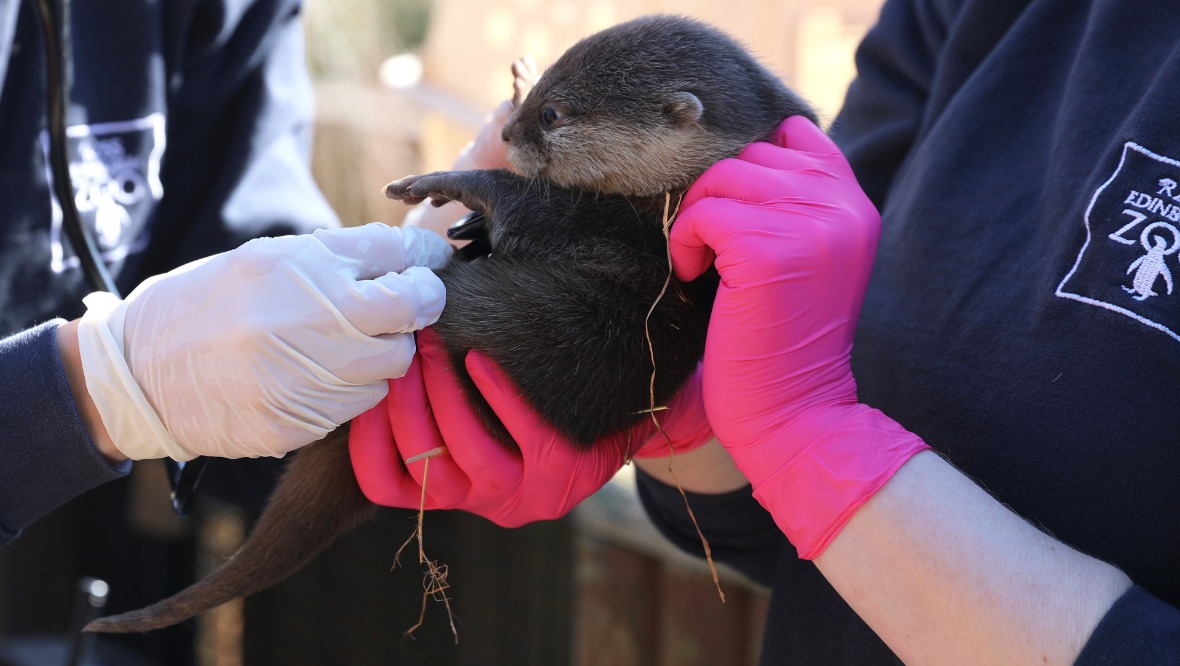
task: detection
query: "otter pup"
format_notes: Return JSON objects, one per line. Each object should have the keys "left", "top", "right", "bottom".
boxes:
{"left": 392, "top": 170, "right": 716, "bottom": 447}
{"left": 500, "top": 14, "right": 813, "bottom": 196}
{"left": 395, "top": 13, "right": 814, "bottom": 445}
{"left": 86, "top": 14, "right": 816, "bottom": 634}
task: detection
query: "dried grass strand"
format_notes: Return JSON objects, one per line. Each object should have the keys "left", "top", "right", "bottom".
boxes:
{"left": 642, "top": 192, "right": 725, "bottom": 603}
{"left": 394, "top": 455, "right": 460, "bottom": 643}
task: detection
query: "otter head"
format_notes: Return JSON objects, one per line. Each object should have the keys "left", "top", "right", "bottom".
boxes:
{"left": 501, "top": 15, "right": 815, "bottom": 197}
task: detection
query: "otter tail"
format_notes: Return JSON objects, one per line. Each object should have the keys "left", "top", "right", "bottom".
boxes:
{"left": 84, "top": 427, "right": 377, "bottom": 634}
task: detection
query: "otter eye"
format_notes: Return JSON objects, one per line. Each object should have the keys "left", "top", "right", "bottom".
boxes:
{"left": 540, "top": 105, "right": 564, "bottom": 129}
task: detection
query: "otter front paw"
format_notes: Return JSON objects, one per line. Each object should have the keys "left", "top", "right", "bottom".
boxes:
{"left": 383, "top": 172, "right": 468, "bottom": 208}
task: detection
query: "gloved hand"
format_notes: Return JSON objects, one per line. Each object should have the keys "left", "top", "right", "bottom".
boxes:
{"left": 76, "top": 222, "right": 451, "bottom": 461}
{"left": 670, "top": 116, "right": 929, "bottom": 559}
{"left": 349, "top": 329, "right": 713, "bottom": 528}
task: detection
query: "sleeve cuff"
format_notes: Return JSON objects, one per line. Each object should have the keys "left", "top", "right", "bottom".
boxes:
{"left": 1076, "top": 586, "right": 1180, "bottom": 665}
{"left": 635, "top": 468, "right": 781, "bottom": 586}
{"left": 0, "top": 321, "right": 131, "bottom": 539}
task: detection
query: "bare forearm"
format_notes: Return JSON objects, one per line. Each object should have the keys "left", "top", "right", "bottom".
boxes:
{"left": 816, "top": 450, "right": 1132, "bottom": 665}
{"left": 632, "top": 439, "right": 748, "bottom": 494}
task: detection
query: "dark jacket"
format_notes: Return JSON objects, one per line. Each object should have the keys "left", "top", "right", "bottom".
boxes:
{"left": 640, "top": 0, "right": 1180, "bottom": 662}
{"left": 0, "top": 0, "right": 336, "bottom": 544}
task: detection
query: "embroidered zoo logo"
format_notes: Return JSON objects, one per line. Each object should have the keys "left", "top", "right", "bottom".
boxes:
{"left": 40, "top": 113, "right": 165, "bottom": 273}
{"left": 1057, "top": 142, "right": 1180, "bottom": 342}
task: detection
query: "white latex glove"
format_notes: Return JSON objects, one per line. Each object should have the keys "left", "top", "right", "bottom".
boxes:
{"left": 76, "top": 223, "right": 451, "bottom": 461}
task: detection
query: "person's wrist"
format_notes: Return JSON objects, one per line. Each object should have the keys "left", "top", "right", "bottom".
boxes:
{"left": 77, "top": 292, "right": 192, "bottom": 461}
{"left": 739, "top": 402, "right": 930, "bottom": 559}
{"left": 56, "top": 319, "right": 126, "bottom": 463}
{"left": 630, "top": 417, "right": 713, "bottom": 460}
{"left": 632, "top": 439, "right": 748, "bottom": 494}
{"left": 630, "top": 365, "right": 712, "bottom": 459}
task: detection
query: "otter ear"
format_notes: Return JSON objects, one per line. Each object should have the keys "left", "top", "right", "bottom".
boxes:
{"left": 664, "top": 92, "right": 704, "bottom": 127}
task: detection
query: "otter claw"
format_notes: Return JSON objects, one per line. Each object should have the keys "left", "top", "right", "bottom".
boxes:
{"left": 383, "top": 175, "right": 458, "bottom": 207}
{"left": 382, "top": 176, "right": 419, "bottom": 202}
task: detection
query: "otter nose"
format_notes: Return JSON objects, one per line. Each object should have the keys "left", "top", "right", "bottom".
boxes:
{"left": 501, "top": 114, "right": 520, "bottom": 143}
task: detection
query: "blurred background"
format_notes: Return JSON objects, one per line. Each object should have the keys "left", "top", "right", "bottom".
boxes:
{"left": 306, "top": 0, "right": 885, "bottom": 231}
{"left": 0, "top": 1, "right": 884, "bottom": 664}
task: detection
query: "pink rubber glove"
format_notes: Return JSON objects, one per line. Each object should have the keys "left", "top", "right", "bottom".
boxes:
{"left": 349, "top": 329, "right": 712, "bottom": 527}
{"left": 670, "top": 116, "right": 930, "bottom": 559}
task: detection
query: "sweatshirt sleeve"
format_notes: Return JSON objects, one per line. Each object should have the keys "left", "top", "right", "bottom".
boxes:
{"left": 1074, "top": 586, "right": 1180, "bottom": 665}
{"left": 125, "top": 0, "right": 339, "bottom": 287}
{"left": 635, "top": 468, "right": 784, "bottom": 587}
{"left": 827, "top": 0, "right": 953, "bottom": 209}
{"left": 0, "top": 321, "right": 131, "bottom": 545}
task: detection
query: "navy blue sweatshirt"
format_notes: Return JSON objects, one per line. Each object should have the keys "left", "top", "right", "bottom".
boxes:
{"left": 0, "top": 0, "right": 336, "bottom": 544}
{"left": 639, "top": 0, "right": 1180, "bottom": 662}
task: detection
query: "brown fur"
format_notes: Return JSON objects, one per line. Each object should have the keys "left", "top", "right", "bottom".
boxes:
{"left": 84, "top": 428, "right": 374, "bottom": 633}
{"left": 388, "top": 169, "right": 718, "bottom": 447}
{"left": 502, "top": 14, "right": 815, "bottom": 195}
